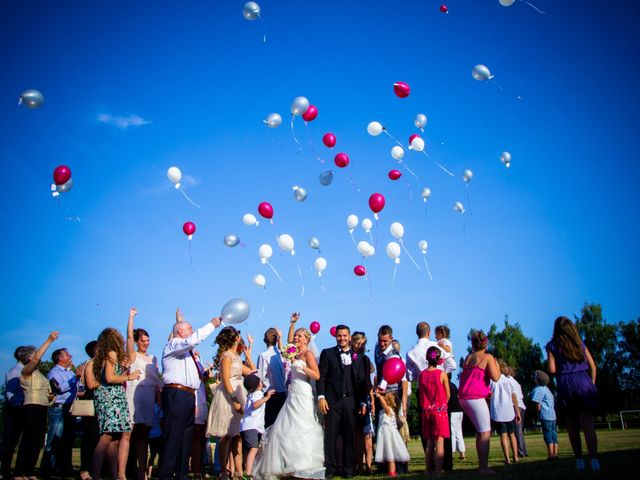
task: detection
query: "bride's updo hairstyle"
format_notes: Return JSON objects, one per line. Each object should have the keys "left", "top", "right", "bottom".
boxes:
{"left": 295, "top": 327, "right": 312, "bottom": 345}
{"left": 215, "top": 326, "right": 240, "bottom": 354}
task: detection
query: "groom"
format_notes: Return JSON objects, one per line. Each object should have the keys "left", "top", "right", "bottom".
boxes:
{"left": 317, "top": 325, "right": 367, "bottom": 479}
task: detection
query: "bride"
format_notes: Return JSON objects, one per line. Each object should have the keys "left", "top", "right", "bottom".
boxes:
{"left": 253, "top": 326, "right": 325, "bottom": 480}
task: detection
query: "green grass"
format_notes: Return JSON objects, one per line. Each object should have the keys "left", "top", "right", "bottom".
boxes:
{"left": 362, "top": 429, "right": 640, "bottom": 479}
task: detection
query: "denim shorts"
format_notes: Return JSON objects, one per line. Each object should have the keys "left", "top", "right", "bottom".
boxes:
{"left": 541, "top": 419, "right": 558, "bottom": 444}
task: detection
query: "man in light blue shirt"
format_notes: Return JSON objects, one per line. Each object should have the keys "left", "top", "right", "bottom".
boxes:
{"left": 256, "top": 327, "right": 287, "bottom": 427}
{"left": 41, "top": 347, "right": 83, "bottom": 478}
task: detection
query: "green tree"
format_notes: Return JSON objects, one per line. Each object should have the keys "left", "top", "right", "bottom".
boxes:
{"left": 618, "top": 318, "right": 640, "bottom": 407}
{"left": 574, "top": 303, "right": 624, "bottom": 418}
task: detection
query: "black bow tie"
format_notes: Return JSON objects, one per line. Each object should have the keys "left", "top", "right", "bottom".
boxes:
{"left": 341, "top": 350, "right": 351, "bottom": 356}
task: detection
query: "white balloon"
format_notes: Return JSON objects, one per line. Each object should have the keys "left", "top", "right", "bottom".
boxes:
{"left": 386, "top": 242, "right": 401, "bottom": 263}
{"left": 418, "top": 239, "right": 428, "bottom": 254}
{"left": 390, "top": 222, "right": 405, "bottom": 240}
{"left": 357, "top": 241, "right": 375, "bottom": 257}
{"left": 242, "top": 1, "right": 261, "bottom": 20}
{"left": 463, "top": 169, "right": 474, "bottom": 183}
{"left": 277, "top": 234, "right": 295, "bottom": 255}
{"left": 264, "top": 112, "right": 282, "bottom": 128}
{"left": 500, "top": 151, "right": 512, "bottom": 168}
{"left": 499, "top": 0, "right": 515, "bottom": 6}
{"left": 367, "top": 121, "right": 384, "bottom": 136}
{"left": 291, "top": 96, "right": 310, "bottom": 116}
{"left": 243, "top": 213, "right": 259, "bottom": 226}
{"left": 346, "top": 214, "right": 359, "bottom": 230}
{"left": 258, "top": 244, "right": 273, "bottom": 263}
{"left": 421, "top": 187, "right": 432, "bottom": 201}
{"left": 410, "top": 136, "right": 425, "bottom": 152}
{"left": 167, "top": 166, "right": 182, "bottom": 188}
{"left": 414, "top": 113, "right": 428, "bottom": 130}
{"left": 314, "top": 257, "right": 327, "bottom": 276}
{"left": 361, "top": 218, "right": 373, "bottom": 233}
{"left": 253, "top": 274, "right": 266, "bottom": 288}
{"left": 453, "top": 201, "right": 465, "bottom": 214}
{"left": 472, "top": 64, "right": 493, "bottom": 81}
{"left": 391, "top": 146, "right": 405, "bottom": 160}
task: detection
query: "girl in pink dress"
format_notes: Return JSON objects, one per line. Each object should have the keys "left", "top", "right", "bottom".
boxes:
{"left": 419, "top": 346, "right": 450, "bottom": 476}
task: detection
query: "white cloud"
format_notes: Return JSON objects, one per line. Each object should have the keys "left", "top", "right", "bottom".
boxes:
{"left": 97, "top": 113, "right": 152, "bottom": 129}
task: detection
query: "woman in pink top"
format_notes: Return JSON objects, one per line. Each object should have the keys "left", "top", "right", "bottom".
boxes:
{"left": 458, "top": 330, "right": 500, "bottom": 474}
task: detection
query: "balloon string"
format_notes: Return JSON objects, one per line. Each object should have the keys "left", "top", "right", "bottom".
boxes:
{"left": 391, "top": 264, "right": 398, "bottom": 285}
{"left": 368, "top": 231, "right": 374, "bottom": 246}
{"left": 304, "top": 122, "right": 325, "bottom": 164}
{"left": 523, "top": 1, "right": 546, "bottom": 14}
{"left": 466, "top": 186, "right": 473, "bottom": 216}
{"left": 180, "top": 188, "right": 202, "bottom": 208}
{"left": 382, "top": 129, "right": 405, "bottom": 149}
{"left": 421, "top": 151, "right": 454, "bottom": 177}
{"left": 266, "top": 260, "right": 283, "bottom": 282}
{"left": 400, "top": 241, "right": 421, "bottom": 271}
{"left": 349, "top": 230, "right": 356, "bottom": 245}
{"left": 260, "top": 305, "right": 265, "bottom": 317}
{"left": 188, "top": 240, "right": 193, "bottom": 270}
{"left": 300, "top": 285, "right": 305, "bottom": 299}
{"left": 297, "top": 262, "right": 303, "bottom": 278}
{"left": 424, "top": 203, "right": 428, "bottom": 221}
{"left": 422, "top": 255, "right": 433, "bottom": 281}
{"left": 366, "top": 274, "right": 374, "bottom": 301}
{"left": 258, "top": 15, "right": 267, "bottom": 42}
{"left": 345, "top": 175, "right": 360, "bottom": 193}
{"left": 399, "top": 160, "right": 420, "bottom": 182}
{"left": 290, "top": 116, "right": 302, "bottom": 154}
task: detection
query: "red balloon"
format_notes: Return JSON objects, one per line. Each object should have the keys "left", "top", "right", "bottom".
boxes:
{"left": 382, "top": 357, "right": 406, "bottom": 384}
{"left": 310, "top": 321, "right": 321, "bottom": 334}
{"left": 440, "top": 4, "right": 448, "bottom": 13}
{"left": 330, "top": 326, "right": 337, "bottom": 337}
{"left": 334, "top": 152, "right": 350, "bottom": 168}
{"left": 354, "top": 265, "right": 367, "bottom": 276}
{"left": 322, "top": 132, "right": 336, "bottom": 148}
{"left": 302, "top": 105, "right": 318, "bottom": 122}
{"left": 393, "top": 82, "right": 410, "bottom": 98}
{"left": 388, "top": 170, "right": 402, "bottom": 181}
{"left": 409, "top": 133, "right": 420, "bottom": 145}
{"left": 368, "top": 193, "right": 385, "bottom": 214}
{"left": 183, "top": 221, "right": 196, "bottom": 236}
{"left": 258, "top": 202, "right": 274, "bottom": 219}
{"left": 53, "top": 165, "right": 72, "bottom": 186}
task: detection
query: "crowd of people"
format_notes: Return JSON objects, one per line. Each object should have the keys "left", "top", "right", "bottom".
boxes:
{"left": 1, "top": 312, "right": 601, "bottom": 479}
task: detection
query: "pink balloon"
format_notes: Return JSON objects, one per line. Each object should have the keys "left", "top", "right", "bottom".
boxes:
{"left": 302, "top": 105, "right": 318, "bottom": 122}
{"left": 393, "top": 82, "right": 410, "bottom": 98}
{"left": 322, "top": 132, "right": 336, "bottom": 148}
{"left": 440, "top": 4, "right": 448, "bottom": 13}
{"left": 354, "top": 265, "right": 367, "bottom": 276}
{"left": 409, "top": 133, "right": 420, "bottom": 145}
{"left": 382, "top": 357, "right": 406, "bottom": 384}
{"left": 334, "top": 152, "right": 350, "bottom": 168}
{"left": 388, "top": 170, "right": 402, "bottom": 180}
{"left": 368, "top": 193, "right": 385, "bottom": 214}
{"left": 53, "top": 165, "right": 72, "bottom": 186}
{"left": 310, "top": 321, "right": 321, "bottom": 334}
{"left": 258, "top": 202, "right": 274, "bottom": 219}
{"left": 330, "top": 326, "right": 337, "bottom": 337}
{"left": 183, "top": 221, "right": 196, "bottom": 236}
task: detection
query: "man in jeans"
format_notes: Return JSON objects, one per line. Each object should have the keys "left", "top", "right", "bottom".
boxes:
{"left": 41, "top": 348, "right": 83, "bottom": 478}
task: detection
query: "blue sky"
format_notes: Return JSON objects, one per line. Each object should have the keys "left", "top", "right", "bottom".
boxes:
{"left": 1, "top": 0, "right": 638, "bottom": 376}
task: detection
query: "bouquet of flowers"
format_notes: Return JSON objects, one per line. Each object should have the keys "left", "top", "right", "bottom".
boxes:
{"left": 281, "top": 343, "right": 299, "bottom": 362}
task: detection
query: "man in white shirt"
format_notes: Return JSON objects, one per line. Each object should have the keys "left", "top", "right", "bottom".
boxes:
{"left": 159, "top": 314, "right": 221, "bottom": 480}
{"left": 256, "top": 327, "right": 287, "bottom": 427}
{"left": 507, "top": 367, "right": 528, "bottom": 457}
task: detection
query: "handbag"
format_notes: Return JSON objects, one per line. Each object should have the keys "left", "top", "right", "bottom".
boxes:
{"left": 70, "top": 382, "right": 95, "bottom": 417}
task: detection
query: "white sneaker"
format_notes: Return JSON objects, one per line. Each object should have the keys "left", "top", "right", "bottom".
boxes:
{"left": 590, "top": 458, "right": 600, "bottom": 471}
{"left": 576, "top": 458, "right": 586, "bottom": 470}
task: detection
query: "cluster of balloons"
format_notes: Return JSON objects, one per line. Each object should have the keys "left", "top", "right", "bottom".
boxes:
{"left": 500, "top": 151, "right": 512, "bottom": 168}
{"left": 51, "top": 165, "right": 73, "bottom": 197}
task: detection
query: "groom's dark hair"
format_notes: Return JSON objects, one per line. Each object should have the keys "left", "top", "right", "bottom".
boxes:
{"left": 263, "top": 328, "right": 278, "bottom": 346}
{"left": 335, "top": 324, "right": 350, "bottom": 334}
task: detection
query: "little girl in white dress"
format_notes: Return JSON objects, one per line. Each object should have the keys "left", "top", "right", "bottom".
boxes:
{"left": 435, "top": 325, "right": 457, "bottom": 373}
{"left": 374, "top": 391, "right": 410, "bottom": 477}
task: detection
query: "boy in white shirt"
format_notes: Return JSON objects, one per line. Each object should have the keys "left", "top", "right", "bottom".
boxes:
{"left": 490, "top": 360, "right": 521, "bottom": 464}
{"left": 241, "top": 374, "right": 274, "bottom": 478}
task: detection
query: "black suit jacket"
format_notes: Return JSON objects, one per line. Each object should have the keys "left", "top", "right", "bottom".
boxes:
{"left": 317, "top": 346, "right": 367, "bottom": 405}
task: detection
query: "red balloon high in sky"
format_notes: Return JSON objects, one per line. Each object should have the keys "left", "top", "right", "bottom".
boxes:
{"left": 440, "top": 5, "right": 449, "bottom": 14}
{"left": 393, "top": 81, "right": 410, "bottom": 98}
{"left": 183, "top": 221, "right": 196, "bottom": 237}
{"left": 354, "top": 265, "right": 367, "bottom": 276}
{"left": 53, "top": 165, "right": 71, "bottom": 185}
{"left": 310, "top": 321, "right": 321, "bottom": 334}
{"left": 302, "top": 105, "right": 318, "bottom": 122}
{"left": 258, "top": 202, "right": 274, "bottom": 219}
{"left": 388, "top": 170, "right": 402, "bottom": 181}
{"left": 334, "top": 152, "right": 350, "bottom": 168}
{"left": 368, "top": 193, "right": 386, "bottom": 219}
{"left": 322, "top": 132, "right": 336, "bottom": 148}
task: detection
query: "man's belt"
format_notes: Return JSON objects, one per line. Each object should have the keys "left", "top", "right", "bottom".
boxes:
{"left": 165, "top": 383, "right": 196, "bottom": 394}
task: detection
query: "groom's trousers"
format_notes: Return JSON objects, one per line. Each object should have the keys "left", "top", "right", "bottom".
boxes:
{"left": 324, "top": 395, "right": 356, "bottom": 477}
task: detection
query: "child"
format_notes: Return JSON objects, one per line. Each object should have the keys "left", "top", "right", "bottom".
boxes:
{"left": 374, "top": 391, "right": 410, "bottom": 477}
{"left": 435, "top": 325, "right": 457, "bottom": 373}
{"left": 240, "top": 374, "right": 274, "bottom": 479}
{"left": 531, "top": 370, "right": 558, "bottom": 460}
{"left": 419, "top": 346, "right": 451, "bottom": 476}
{"left": 490, "top": 360, "right": 521, "bottom": 464}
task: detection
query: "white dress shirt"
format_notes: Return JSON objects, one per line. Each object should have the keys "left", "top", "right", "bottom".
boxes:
{"left": 256, "top": 346, "right": 286, "bottom": 393}
{"left": 507, "top": 375, "right": 526, "bottom": 411}
{"left": 405, "top": 338, "right": 443, "bottom": 382}
{"left": 162, "top": 322, "right": 217, "bottom": 390}
{"left": 490, "top": 374, "right": 516, "bottom": 422}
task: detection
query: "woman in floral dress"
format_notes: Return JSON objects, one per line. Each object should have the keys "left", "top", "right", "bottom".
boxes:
{"left": 91, "top": 327, "right": 141, "bottom": 480}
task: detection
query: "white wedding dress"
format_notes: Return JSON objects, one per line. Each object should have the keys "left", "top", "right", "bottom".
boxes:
{"left": 253, "top": 360, "right": 325, "bottom": 480}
